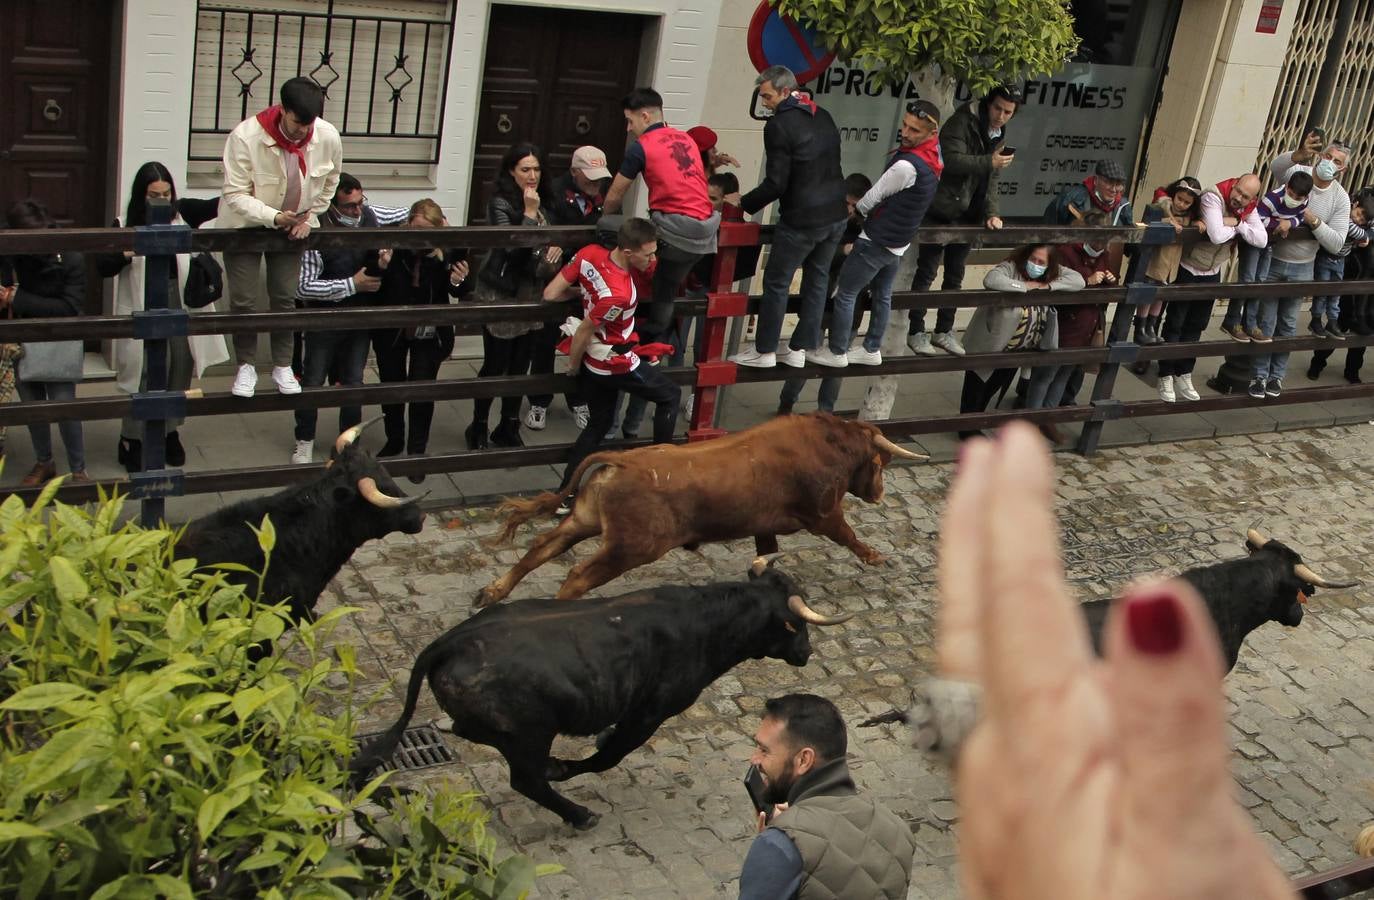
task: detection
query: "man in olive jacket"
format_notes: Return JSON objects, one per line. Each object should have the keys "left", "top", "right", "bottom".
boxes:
{"left": 739, "top": 694, "right": 915, "bottom": 900}
{"left": 905, "top": 85, "right": 1021, "bottom": 357}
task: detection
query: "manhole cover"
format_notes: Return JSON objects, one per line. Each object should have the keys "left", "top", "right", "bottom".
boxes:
{"left": 356, "top": 723, "right": 456, "bottom": 772}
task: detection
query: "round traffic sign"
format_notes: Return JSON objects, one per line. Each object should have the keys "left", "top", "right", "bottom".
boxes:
{"left": 746, "top": 1, "right": 836, "bottom": 86}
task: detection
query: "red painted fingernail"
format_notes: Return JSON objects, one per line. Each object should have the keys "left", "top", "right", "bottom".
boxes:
{"left": 1126, "top": 591, "right": 1185, "bottom": 655}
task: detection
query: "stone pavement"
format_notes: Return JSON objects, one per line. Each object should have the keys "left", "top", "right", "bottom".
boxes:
{"left": 317, "top": 424, "right": 1374, "bottom": 900}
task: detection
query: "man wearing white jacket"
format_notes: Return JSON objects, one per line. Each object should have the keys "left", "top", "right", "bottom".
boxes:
{"left": 220, "top": 76, "right": 343, "bottom": 399}
{"left": 1254, "top": 142, "right": 1352, "bottom": 398}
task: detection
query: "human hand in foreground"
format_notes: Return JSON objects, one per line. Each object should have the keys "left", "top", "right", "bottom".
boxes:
{"left": 936, "top": 423, "right": 1297, "bottom": 900}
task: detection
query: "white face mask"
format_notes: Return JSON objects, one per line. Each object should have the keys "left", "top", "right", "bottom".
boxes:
{"left": 333, "top": 210, "right": 361, "bottom": 227}
{"left": 1025, "top": 261, "right": 1048, "bottom": 279}
{"left": 1280, "top": 192, "right": 1305, "bottom": 209}
{"left": 1315, "top": 158, "right": 1339, "bottom": 181}
{"left": 1082, "top": 244, "right": 1104, "bottom": 258}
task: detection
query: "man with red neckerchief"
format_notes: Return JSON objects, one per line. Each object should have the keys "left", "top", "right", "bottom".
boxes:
{"left": 542, "top": 217, "right": 679, "bottom": 499}
{"left": 220, "top": 76, "right": 343, "bottom": 400}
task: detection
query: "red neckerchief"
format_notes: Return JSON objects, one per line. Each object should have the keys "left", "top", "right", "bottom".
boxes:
{"left": 1214, "top": 177, "right": 1259, "bottom": 218}
{"left": 1081, "top": 176, "right": 1124, "bottom": 213}
{"left": 780, "top": 91, "right": 817, "bottom": 116}
{"left": 906, "top": 134, "right": 944, "bottom": 180}
{"left": 255, "top": 105, "right": 313, "bottom": 175}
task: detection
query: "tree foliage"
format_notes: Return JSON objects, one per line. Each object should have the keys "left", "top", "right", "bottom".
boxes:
{"left": 0, "top": 484, "right": 555, "bottom": 899}
{"left": 771, "top": 0, "right": 1080, "bottom": 93}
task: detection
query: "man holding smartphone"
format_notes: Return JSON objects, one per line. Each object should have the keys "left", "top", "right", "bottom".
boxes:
{"left": 905, "top": 84, "right": 1022, "bottom": 357}
{"left": 739, "top": 694, "right": 915, "bottom": 900}
{"left": 220, "top": 76, "right": 343, "bottom": 399}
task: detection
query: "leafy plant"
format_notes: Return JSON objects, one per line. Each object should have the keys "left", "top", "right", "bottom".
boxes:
{"left": 0, "top": 482, "right": 554, "bottom": 898}
{"left": 772, "top": 0, "right": 1081, "bottom": 94}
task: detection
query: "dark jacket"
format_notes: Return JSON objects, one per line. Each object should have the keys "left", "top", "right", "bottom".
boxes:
{"left": 1053, "top": 243, "right": 1109, "bottom": 347}
{"left": 741, "top": 98, "right": 847, "bottom": 229}
{"left": 861, "top": 142, "right": 942, "bottom": 248}
{"left": 5, "top": 252, "right": 85, "bottom": 319}
{"left": 769, "top": 757, "right": 916, "bottom": 900}
{"left": 478, "top": 194, "right": 546, "bottom": 300}
{"left": 546, "top": 172, "right": 604, "bottom": 256}
{"left": 312, "top": 207, "right": 381, "bottom": 308}
{"left": 928, "top": 102, "right": 1003, "bottom": 224}
{"left": 376, "top": 248, "right": 469, "bottom": 353}
{"left": 1043, "top": 176, "right": 1135, "bottom": 227}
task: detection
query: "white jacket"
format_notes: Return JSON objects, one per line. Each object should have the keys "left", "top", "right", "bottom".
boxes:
{"left": 219, "top": 115, "right": 342, "bottom": 230}
{"left": 111, "top": 214, "right": 231, "bottom": 393}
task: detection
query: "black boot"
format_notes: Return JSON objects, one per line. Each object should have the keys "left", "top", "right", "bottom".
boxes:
{"left": 464, "top": 421, "right": 489, "bottom": 451}
{"left": 165, "top": 431, "right": 186, "bottom": 467}
{"left": 377, "top": 437, "right": 405, "bottom": 457}
{"left": 1146, "top": 314, "right": 1164, "bottom": 345}
{"left": 1133, "top": 315, "right": 1147, "bottom": 344}
{"left": 117, "top": 437, "right": 143, "bottom": 473}
{"left": 489, "top": 417, "right": 524, "bottom": 448}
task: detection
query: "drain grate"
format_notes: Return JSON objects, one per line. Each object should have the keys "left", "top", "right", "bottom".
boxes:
{"left": 357, "top": 723, "right": 456, "bottom": 772}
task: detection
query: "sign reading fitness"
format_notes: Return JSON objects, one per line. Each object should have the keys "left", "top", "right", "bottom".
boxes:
{"left": 802, "top": 61, "right": 1157, "bottom": 219}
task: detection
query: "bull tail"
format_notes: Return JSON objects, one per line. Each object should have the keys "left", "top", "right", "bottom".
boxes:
{"left": 489, "top": 452, "right": 618, "bottom": 544}
{"left": 348, "top": 636, "right": 449, "bottom": 785}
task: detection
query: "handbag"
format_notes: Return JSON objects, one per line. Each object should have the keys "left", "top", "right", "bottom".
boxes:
{"left": 17, "top": 340, "right": 83, "bottom": 382}
{"left": 182, "top": 252, "right": 224, "bottom": 309}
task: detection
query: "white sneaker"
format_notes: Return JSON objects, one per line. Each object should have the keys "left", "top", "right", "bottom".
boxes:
{"left": 572, "top": 404, "right": 590, "bottom": 429}
{"left": 291, "top": 439, "right": 313, "bottom": 464}
{"left": 524, "top": 405, "right": 547, "bottom": 431}
{"left": 848, "top": 347, "right": 883, "bottom": 366}
{"left": 231, "top": 363, "right": 258, "bottom": 398}
{"left": 729, "top": 345, "right": 776, "bottom": 368}
{"left": 931, "top": 331, "right": 966, "bottom": 356}
{"left": 776, "top": 346, "right": 806, "bottom": 368}
{"left": 272, "top": 366, "right": 301, "bottom": 395}
{"left": 807, "top": 347, "right": 848, "bottom": 368}
{"left": 1175, "top": 373, "right": 1201, "bottom": 401}
{"left": 906, "top": 332, "right": 938, "bottom": 356}
{"left": 1158, "top": 374, "right": 1176, "bottom": 403}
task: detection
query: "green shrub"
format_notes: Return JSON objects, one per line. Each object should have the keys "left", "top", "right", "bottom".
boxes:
{"left": 0, "top": 483, "right": 555, "bottom": 898}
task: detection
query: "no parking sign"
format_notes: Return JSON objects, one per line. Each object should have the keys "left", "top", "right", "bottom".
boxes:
{"left": 746, "top": 1, "right": 834, "bottom": 119}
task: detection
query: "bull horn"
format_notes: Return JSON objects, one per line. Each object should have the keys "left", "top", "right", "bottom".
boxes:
{"left": 874, "top": 434, "right": 929, "bottom": 461}
{"left": 788, "top": 594, "right": 853, "bottom": 627}
{"left": 1293, "top": 563, "right": 1360, "bottom": 590}
{"left": 357, "top": 476, "right": 411, "bottom": 509}
{"left": 335, "top": 416, "right": 387, "bottom": 454}
{"left": 751, "top": 552, "right": 789, "bottom": 576}
{"left": 1246, "top": 527, "right": 1270, "bottom": 549}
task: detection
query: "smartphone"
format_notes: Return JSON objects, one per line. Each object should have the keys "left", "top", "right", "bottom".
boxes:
{"left": 998, "top": 146, "right": 1016, "bottom": 156}
{"left": 744, "top": 765, "right": 772, "bottom": 821}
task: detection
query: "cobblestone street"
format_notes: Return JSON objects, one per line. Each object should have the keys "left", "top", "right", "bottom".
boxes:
{"left": 325, "top": 425, "right": 1374, "bottom": 899}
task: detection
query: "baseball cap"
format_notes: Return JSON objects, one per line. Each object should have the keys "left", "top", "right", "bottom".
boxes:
{"left": 686, "top": 125, "right": 718, "bottom": 153}
{"left": 571, "top": 146, "right": 612, "bottom": 180}
{"left": 905, "top": 99, "right": 942, "bottom": 126}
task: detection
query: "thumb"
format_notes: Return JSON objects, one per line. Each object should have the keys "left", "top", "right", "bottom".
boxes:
{"left": 1104, "top": 580, "right": 1231, "bottom": 799}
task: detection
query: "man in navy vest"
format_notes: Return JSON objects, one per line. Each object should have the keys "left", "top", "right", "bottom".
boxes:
{"left": 291, "top": 173, "right": 408, "bottom": 464}
{"left": 808, "top": 100, "right": 943, "bottom": 368}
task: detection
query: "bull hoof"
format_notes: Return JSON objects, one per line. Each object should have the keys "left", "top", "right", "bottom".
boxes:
{"left": 863, "top": 553, "right": 888, "bottom": 566}
{"left": 473, "top": 585, "right": 502, "bottom": 608}
{"left": 571, "top": 811, "right": 600, "bottom": 831}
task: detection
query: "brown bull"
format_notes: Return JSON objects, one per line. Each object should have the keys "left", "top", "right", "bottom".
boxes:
{"left": 475, "top": 413, "right": 926, "bottom": 606}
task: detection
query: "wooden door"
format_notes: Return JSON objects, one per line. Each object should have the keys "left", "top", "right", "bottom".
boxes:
{"left": 468, "top": 5, "right": 645, "bottom": 222}
{"left": 0, "top": 0, "right": 113, "bottom": 313}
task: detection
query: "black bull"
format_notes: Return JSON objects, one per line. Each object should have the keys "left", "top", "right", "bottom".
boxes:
{"left": 351, "top": 558, "right": 851, "bottom": 830}
{"left": 174, "top": 420, "right": 424, "bottom": 649}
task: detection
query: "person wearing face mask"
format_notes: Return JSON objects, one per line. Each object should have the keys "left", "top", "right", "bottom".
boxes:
{"left": 1249, "top": 141, "right": 1353, "bottom": 399}
{"left": 959, "top": 244, "right": 1084, "bottom": 440}
{"left": 1022, "top": 211, "right": 1115, "bottom": 442}
{"left": 1044, "top": 158, "right": 1134, "bottom": 228}
{"left": 740, "top": 694, "right": 916, "bottom": 900}
{"left": 1221, "top": 171, "right": 1312, "bottom": 343}
{"left": 289, "top": 173, "right": 408, "bottom": 464}
{"left": 1158, "top": 173, "right": 1266, "bottom": 403}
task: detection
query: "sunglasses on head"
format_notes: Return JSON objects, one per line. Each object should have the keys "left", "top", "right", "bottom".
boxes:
{"left": 905, "top": 103, "right": 938, "bottom": 125}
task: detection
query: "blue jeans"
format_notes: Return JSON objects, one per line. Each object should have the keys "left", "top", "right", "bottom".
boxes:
{"left": 827, "top": 238, "right": 899, "bottom": 353}
{"left": 1223, "top": 243, "right": 1273, "bottom": 330}
{"left": 17, "top": 379, "right": 85, "bottom": 472}
{"left": 1311, "top": 252, "right": 1346, "bottom": 320}
{"left": 754, "top": 219, "right": 847, "bottom": 353}
{"left": 1025, "top": 363, "right": 1078, "bottom": 409}
{"left": 294, "top": 325, "right": 371, "bottom": 441}
{"left": 1252, "top": 257, "right": 1314, "bottom": 382}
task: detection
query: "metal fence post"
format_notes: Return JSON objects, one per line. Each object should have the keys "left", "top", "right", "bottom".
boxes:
{"left": 1076, "top": 219, "right": 1175, "bottom": 456}
{"left": 131, "top": 199, "right": 192, "bottom": 527}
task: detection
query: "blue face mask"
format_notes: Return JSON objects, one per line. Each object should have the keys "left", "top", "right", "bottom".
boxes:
{"left": 1025, "top": 261, "right": 1048, "bottom": 279}
{"left": 1315, "top": 158, "right": 1338, "bottom": 181}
